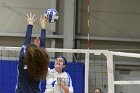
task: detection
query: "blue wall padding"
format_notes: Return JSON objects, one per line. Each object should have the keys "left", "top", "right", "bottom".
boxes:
{"left": 0, "top": 60, "right": 85, "bottom": 93}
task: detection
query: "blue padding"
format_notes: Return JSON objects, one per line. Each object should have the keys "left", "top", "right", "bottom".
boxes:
{"left": 0, "top": 60, "right": 18, "bottom": 93}
{"left": 0, "top": 60, "right": 85, "bottom": 93}
{"left": 66, "top": 62, "right": 85, "bottom": 93}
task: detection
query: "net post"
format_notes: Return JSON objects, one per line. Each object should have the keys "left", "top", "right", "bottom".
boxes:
{"left": 105, "top": 51, "right": 115, "bottom": 93}
{"left": 85, "top": 52, "right": 89, "bottom": 93}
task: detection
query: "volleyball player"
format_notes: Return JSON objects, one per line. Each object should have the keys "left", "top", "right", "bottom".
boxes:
{"left": 16, "top": 13, "right": 49, "bottom": 93}
{"left": 44, "top": 56, "right": 74, "bottom": 93}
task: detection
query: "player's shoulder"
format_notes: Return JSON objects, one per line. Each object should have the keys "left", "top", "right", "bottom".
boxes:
{"left": 48, "top": 68, "right": 55, "bottom": 72}
{"left": 63, "top": 71, "right": 70, "bottom": 77}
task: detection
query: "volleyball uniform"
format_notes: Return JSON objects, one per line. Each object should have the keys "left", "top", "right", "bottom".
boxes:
{"left": 44, "top": 68, "right": 74, "bottom": 93}
{"left": 16, "top": 25, "right": 46, "bottom": 93}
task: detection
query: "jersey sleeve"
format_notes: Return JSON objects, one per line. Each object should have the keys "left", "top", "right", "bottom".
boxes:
{"left": 22, "top": 25, "right": 33, "bottom": 46}
{"left": 66, "top": 72, "right": 74, "bottom": 93}
{"left": 40, "top": 29, "right": 46, "bottom": 48}
{"left": 19, "top": 25, "right": 33, "bottom": 63}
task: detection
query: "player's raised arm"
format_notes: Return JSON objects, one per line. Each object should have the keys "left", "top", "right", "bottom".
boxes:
{"left": 19, "top": 13, "right": 36, "bottom": 59}
{"left": 39, "top": 15, "right": 47, "bottom": 48}
{"left": 23, "top": 13, "right": 36, "bottom": 46}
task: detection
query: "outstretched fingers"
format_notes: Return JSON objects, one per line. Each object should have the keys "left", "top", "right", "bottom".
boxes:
{"left": 40, "top": 15, "right": 47, "bottom": 29}
{"left": 25, "top": 12, "right": 36, "bottom": 25}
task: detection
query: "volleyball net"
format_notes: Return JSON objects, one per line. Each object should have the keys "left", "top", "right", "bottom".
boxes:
{"left": 0, "top": 46, "right": 140, "bottom": 93}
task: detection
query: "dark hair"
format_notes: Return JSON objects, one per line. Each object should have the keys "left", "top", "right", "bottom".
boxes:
{"left": 24, "top": 44, "right": 49, "bottom": 80}
{"left": 58, "top": 56, "right": 67, "bottom": 65}
{"left": 94, "top": 88, "right": 102, "bottom": 93}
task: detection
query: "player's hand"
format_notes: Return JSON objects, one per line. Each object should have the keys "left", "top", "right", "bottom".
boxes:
{"left": 40, "top": 15, "right": 47, "bottom": 29}
{"left": 57, "top": 78, "right": 66, "bottom": 86}
{"left": 25, "top": 12, "right": 36, "bottom": 25}
{"left": 57, "top": 78, "right": 69, "bottom": 93}
{"left": 57, "top": 77, "right": 61, "bottom": 85}
{"left": 34, "top": 37, "right": 40, "bottom": 47}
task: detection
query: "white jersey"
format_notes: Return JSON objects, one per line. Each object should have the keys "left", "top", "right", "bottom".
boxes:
{"left": 44, "top": 68, "right": 74, "bottom": 93}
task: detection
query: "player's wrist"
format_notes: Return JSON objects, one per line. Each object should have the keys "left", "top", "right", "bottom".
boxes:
{"left": 28, "top": 22, "right": 33, "bottom": 25}
{"left": 41, "top": 25, "right": 46, "bottom": 29}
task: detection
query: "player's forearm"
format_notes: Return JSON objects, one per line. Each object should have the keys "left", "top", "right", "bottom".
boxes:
{"left": 23, "top": 25, "right": 33, "bottom": 45}
{"left": 40, "top": 29, "right": 46, "bottom": 47}
{"left": 40, "top": 16, "right": 47, "bottom": 48}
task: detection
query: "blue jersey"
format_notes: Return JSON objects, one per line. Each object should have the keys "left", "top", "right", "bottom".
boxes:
{"left": 16, "top": 25, "right": 46, "bottom": 93}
